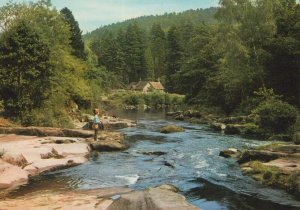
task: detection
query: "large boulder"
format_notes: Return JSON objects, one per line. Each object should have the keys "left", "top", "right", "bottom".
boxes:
{"left": 210, "top": 123, "right": 226, "bottom": 132}
{"left": 89, "top": 141, "right": 128, "bottom": 152}
{"left": 106, "top": 184, "right": 199, "bottom": 210}
{"left": 219, "top": 148, "right": 241, "bottom": 158}
{"left": 0, "top": 185, "right": 199, "bottom": 210}
{"left": 89, "top": 132, "right": 127, "bottom": 151}
{"left": 224, "top": 124, "right": 241, "bottom": 135}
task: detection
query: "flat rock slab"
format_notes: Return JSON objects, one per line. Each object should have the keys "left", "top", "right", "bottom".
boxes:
{"left": 0, "top": 185, "right": 200, "bottom": 210}
{"left": 0, "top": 127, "right": 94, "bottom": 138}
{"left": 263, "top": 158, "right": 300, "bottom": 172}
{"left": 0, "top": 135, "right": 90, "bottom": 190}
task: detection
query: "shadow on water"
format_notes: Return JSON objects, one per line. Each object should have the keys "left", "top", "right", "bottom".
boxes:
{"left": 185, "top": 178, "right": 300, "bottom": 210}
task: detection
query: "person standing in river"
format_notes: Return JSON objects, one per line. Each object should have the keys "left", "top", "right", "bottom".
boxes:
{"left": 93, "top": 108, "right": 101, "bottom": 141}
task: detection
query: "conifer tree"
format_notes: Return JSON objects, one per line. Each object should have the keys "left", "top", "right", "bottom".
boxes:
{"left": 124, "top": 22, "right": 148, "bottom": 82}
{"left": 150, "top": 23, "right": 166, "bottom": 79}
{"left": 60, "top": 7, "right": 86, "bottom": 59}
{"left": 166, "top": 26, "right": 182, "bottom": 92}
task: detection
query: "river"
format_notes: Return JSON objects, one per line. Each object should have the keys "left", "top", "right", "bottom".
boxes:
{"left": 8, "top": 111, "right": 300, "bottom": 210}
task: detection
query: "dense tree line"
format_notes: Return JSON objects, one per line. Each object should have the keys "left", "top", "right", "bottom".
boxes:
{"left": 0, "top": 0, "right": 113, "bottom": 126}
{"left": 0, "top": 0, "right": 299, "bottom": 129}
{"left": 88, "top": 0, "right": 300, "bottom": 115}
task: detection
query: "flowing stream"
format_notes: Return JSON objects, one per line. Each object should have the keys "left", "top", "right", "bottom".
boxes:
{"left": 9, "top": 111, "right": 300, "bottom": 210}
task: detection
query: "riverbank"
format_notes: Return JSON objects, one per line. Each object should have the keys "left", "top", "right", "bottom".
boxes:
{"left": 0, "top": 128, "right": 127, "bottom": 194}
{"left": 0, "top": 125, "right": 201, "bottom": 209}
{"left": 169, "top": 110, "right": 300, "bottom": 199}
{"left": 0, "top": 115, "right": 136, "bottom": 193}
{"left": 220, "top": 143, "right": 300, "bottom": 200}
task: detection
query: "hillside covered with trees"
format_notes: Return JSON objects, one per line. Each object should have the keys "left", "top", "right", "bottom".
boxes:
{"left": 87, "top": 0, "right": 299, "bottom": 111}
{"left": 0, "top": 0, "right": 299, "bottom": 138}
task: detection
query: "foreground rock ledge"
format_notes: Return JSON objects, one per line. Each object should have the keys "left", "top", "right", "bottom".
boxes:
{"left": 0, "top": 130, "right": 127, "bottom": 192}
{"left": 237, "top": 143, "right": 300, "bottom": 199}
{"left": 0, "top": 184, "right": 200, "bottom": 210}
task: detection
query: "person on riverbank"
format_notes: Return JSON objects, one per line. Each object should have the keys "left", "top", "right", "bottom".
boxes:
{"left": 93, "top": 108, "right": 102, "bottom": 141}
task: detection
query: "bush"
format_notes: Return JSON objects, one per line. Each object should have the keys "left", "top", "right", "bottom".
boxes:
{"left": 123, "top": 93, "right": 143, "bottom": 106}
{"left": 252, "top": 99, "right": 297, "bottom": 134}
{"left": 20, "top": 94, "right": 74, "bottom": 128}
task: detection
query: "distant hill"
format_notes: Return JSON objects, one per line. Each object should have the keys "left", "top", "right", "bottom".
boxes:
{"left": 84, "top": 7, "right": 217, "bottom": 40}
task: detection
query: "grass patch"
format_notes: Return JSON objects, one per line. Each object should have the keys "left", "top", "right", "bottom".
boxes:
{"left": 247, "top": 161, "right": 300, "bottom": 198}
{"left": 255, "top": 143, "right": 284, "bottom": 151}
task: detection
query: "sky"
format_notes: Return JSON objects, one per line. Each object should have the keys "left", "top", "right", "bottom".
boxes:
{"left": 0, "top": 0, "right": 219, "bottom": 32}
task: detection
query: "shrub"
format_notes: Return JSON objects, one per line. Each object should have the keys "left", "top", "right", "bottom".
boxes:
{"left": 252, "top": 99, "right": 297, "bottom": 134}
{"left": 149, "top": 92, "right": 165, "bottom": 107}
{"left": 123, "top": 93, "right": 143, "bottom": 106}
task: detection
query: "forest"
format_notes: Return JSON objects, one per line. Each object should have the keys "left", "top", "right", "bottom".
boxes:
{"left": 0, "top": 0, "right": 299, "bottom": 137}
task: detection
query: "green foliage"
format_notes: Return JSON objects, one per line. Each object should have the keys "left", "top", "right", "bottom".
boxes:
{"left": 123, "top": 93, "right": 144, "bottom": 106}
{"left": 0, "top": 20, "right": 52, "bottom": 118}
{"left": 294, "top": 132, "right": 300, "bottom": 145}
{"left": 150, "top": 23, "right": 166, "bottom": 79}
{"left": 84, "top": 8, "right": 218, "bottom": 40}
{"left": 252, "top": 98, "right": 297, "bottom": 134}
{"left": 21, "top": 94, "right": 74, "bottom": 128}
{"left": 60, "top": 7, "right": 86, "bottom": 59}
{"left": 0, "top": 2, "right": 106, "bottom": 127}
{"left": 165, "top": 26, "right": 183, "bottom": 92}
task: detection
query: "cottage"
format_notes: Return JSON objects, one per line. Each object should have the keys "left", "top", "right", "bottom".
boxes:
{"left": 128, "top": 81, "right": 165, "bottom": 93}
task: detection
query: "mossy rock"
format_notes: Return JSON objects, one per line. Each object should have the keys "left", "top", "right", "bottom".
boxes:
{"left": 224, "top": 124, "right": 241, "bottom": 135}
{"left": 268, "top": 134, "right": 292, "bottom": 142}
{"left": 210, "top": 123, "right": 226, "bottom": 132}
{"left": 160, "top": 125, "right": 185, "bottom": 134}
{"left": 246, "top": 161, "right": 300, "bottom": 198}
{"left": 219, "top": 148, "right": 241, "bottom": 158}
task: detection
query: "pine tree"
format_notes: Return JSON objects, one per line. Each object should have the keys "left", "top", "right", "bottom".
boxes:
{"left": 150, "top": 23, "right": 166, "bottom": 79}
{"left": 60, "top": 7, "right": 86, "bottom": 59}
{"left": 166, "top": 26, "right": 182, "bottom": 92}
{"left": 124, "top": 22, "right": 148, "bottom": 82}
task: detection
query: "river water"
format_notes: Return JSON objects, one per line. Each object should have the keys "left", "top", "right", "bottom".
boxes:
{"left": 9, "top": 111, "right": 300, "bottom": 210}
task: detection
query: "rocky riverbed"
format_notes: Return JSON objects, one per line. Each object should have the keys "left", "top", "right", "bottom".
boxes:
{"left": 0, "top": 120, "right": 200, "bottom": 209}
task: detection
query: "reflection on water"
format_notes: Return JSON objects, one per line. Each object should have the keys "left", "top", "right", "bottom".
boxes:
{"left": 6, "top": 111, "right": 300, "bottom": 210}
